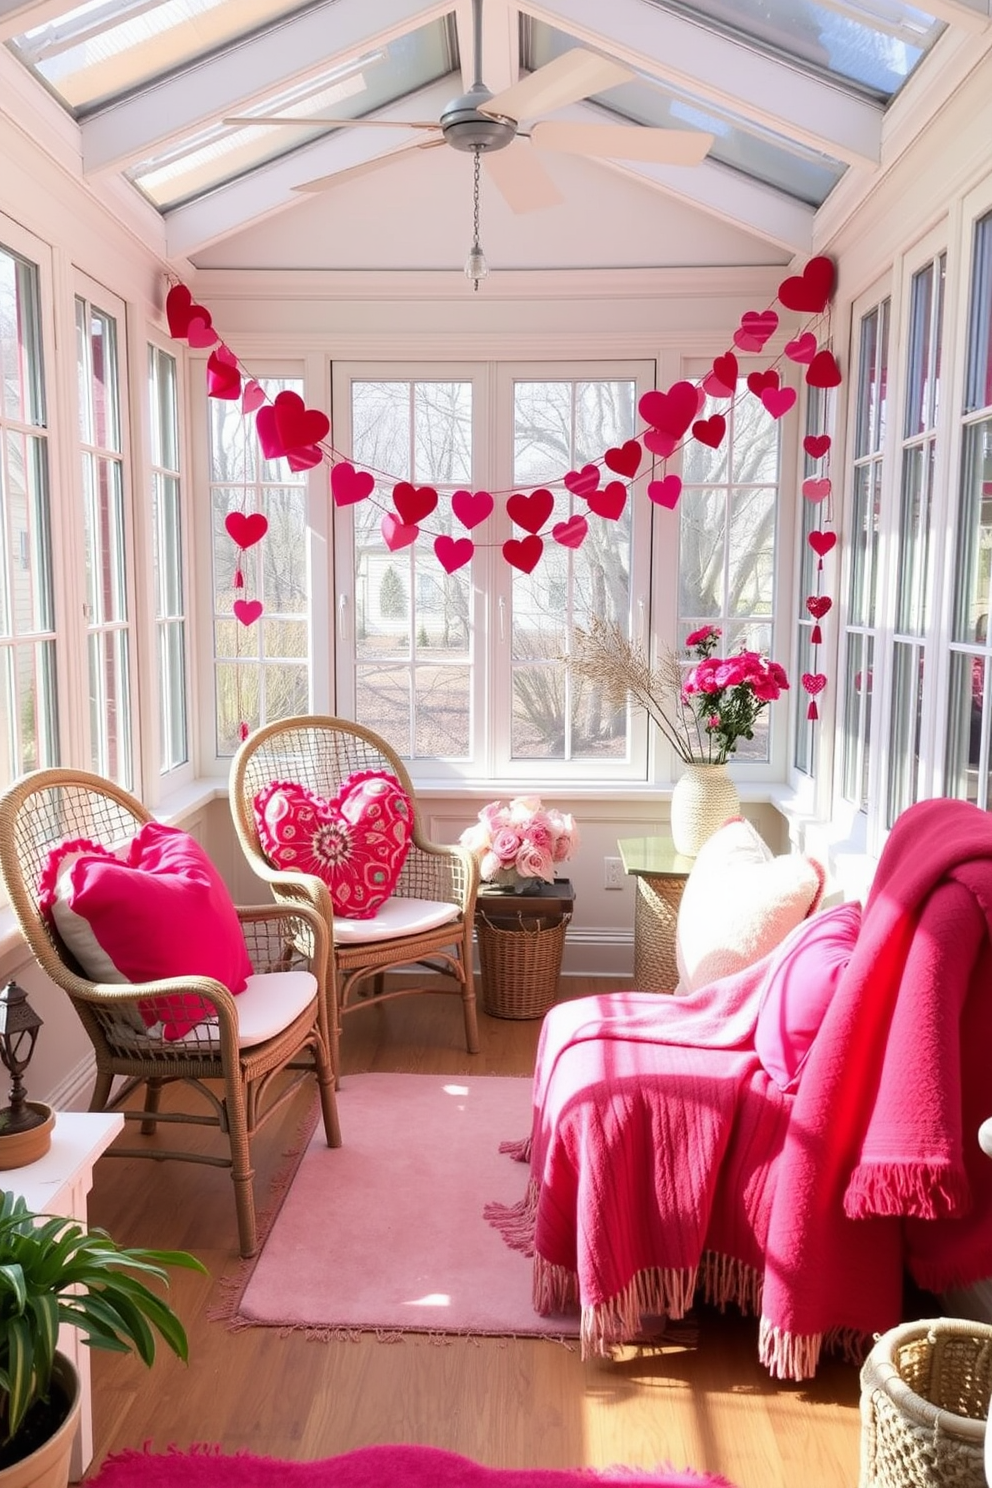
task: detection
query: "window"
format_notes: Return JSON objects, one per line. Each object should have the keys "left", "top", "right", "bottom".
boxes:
{"left": 148, "top": 343, "right": 188, "bottom": 773}
{"left": 841, "top": 297, "right": 889, "bottom": 812}
{"left": 76, "top": 288, "right": 132, "bottom": 788}
{"left": 0, "top": 236, "right": 58, "bottom": 788}
{"left": 208, "top": 378, "right": 309, "bottom": 756}
{"left": 887, "top": 254, "right": 944, "bottom": 825}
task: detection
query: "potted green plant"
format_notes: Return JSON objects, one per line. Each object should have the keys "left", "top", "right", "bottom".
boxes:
{"left": 0, "top": 1190, "right": 205, "bottom": 1488}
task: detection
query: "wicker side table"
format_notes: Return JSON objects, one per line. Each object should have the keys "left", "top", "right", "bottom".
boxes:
{"left": 475, "top": 879, "right": 575, "bottom": 1020}
{"left": 617, "top": 837, "right": 694, "bottom": 993}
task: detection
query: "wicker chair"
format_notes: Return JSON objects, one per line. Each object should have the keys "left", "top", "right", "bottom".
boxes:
{"left": 0, "top": 768, "right": 341, "bottom": 1259}
{"left": 229, "top": 715, "right": 480, "bottom": 1071}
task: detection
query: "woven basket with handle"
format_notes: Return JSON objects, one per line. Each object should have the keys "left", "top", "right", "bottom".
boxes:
{"left": 476, "top": 909, "right": 569, "bottom": 1020}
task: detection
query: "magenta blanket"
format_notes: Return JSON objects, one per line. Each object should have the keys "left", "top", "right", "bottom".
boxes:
{"left": 489, "top": 799, "right": 992, "bottom": 1380}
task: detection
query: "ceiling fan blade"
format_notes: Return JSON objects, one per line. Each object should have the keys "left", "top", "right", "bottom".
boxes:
{"left": 223, "top": 115, "right": 440, "bottom": 131}
{"left": 531, "top": 120, "right": 714, "bottom": 166}
{"left": 482, "top": 49, "right": 633, "bottom": 125}
{"left": 483, "top": 142, "right": 563, "bottom": 214}
{"left": 292, "top": 141, "right": 430, "bottom": 193}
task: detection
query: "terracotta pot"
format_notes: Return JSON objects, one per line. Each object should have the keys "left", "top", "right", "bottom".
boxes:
{"left": 0, "top": 1354, "right": 80, "bottom": 1488}
{"left": 669, "top": 762, "right": 740, "bottom": 857}
{"left": 0, "top": 1105, "right": 55, "bottom": 1171}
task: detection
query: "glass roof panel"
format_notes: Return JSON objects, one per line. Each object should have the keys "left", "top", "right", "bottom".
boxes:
{"left": 653, "top": 0, "right": 944, "bottom": 98}
{"left": 9, "top": 0, "right": 315, "bottom": 112}
{"left": 527, "top": 23, "right": 847, "bottom": 207}
{"left": 126, "top": 21, "right": 453, "bottom": 211}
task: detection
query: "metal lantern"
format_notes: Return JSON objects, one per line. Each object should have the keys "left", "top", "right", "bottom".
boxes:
{"left": 0, "top": 980, "right": 45, "bottom": 1133}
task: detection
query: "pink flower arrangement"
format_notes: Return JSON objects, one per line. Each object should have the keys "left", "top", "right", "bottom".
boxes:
{"left": 680, "top": 625, "right": 789, "bottom": 762}
{"left": 460, "top": 796, "right": 580, "bottom": 884}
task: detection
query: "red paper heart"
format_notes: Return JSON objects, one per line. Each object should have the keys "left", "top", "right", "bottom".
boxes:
{"left": 273, "top": 390, "right": 330, "bottom": 452}
{"left": 564, "top": 465, "right": 600, "bottom": 498}
{"left": 392, "top": 481, "right": 438, "bottom": 525}
{"left": 761, "top": 386, "right": 797, "bottom": 419}
{"left": 255, "top": 405, "right": 285, "bottom": 460}
{"left": 507, "top": 488, "right": 554, "bottom": 534}
{"left": 785, "top": 332, "right": 818, "bottom": 365}
{"left": 806, "top": 350, "right": 842, "bottom": 389}
{"left": 286, "top": 444, "right": 323, "bottom": 472}
{"left": 643, "top": 428, "right": 678, "bottom": 459}
{"left": 253, "top": 774, "right": 413, "bottom": 920}
{"left": 691, "top": 414, "right": 726, "bottom": 449}
{"left": 552, "top": 515, "right": 588, "bottom": 548}
{"left": 242, "top": 379, "right": 265, "bottom": 414}
{"left": 434, "top": 535, "right": 474, "bottom": 573}
{"left": 801, "top": 672, "right": 827, "bottom": 697}
{"left": 381, "top": 513, "right": 418, "bottom": 551}
{"left": 806, "top": 595, "right": 832, "bottom": 619}
{"left": 604, "top": 440, "right": 642, "bottom": 479}
{"left": 638, "top": 381, "right": 698, "bottom": 441}
{"left": 804, "top": 434, "right": 831, "bottom": 459}
{"left": 808, "top": 530, "right": 837, "bottom": 558}
{"left": 451, "top": 489, "right": 493, "bottom": 529}
{"left": 733, "top": 309, "right": 778, "bottom": 354}
{"left": 647, "top": 475, "right": 682, "bottom": 509}
{"left": 186, "top": 313, "right": 218, "bottom": 349}
{"left": 206, "top": 346, "right": 242, "bottom": 401}
{"left": 165, "top": 284, "right": 193, "bottom": 339}
{"left": 778, "top": 256, "right": 835, "bottom": 314}
{"left": 746, "top": 368, "right": 780, "bottom": 397}
{"left": 503, "top": 535, "right": 543, "bottom": 573}
{"left": 225, "top": 512, "right": 269, "bottom": 549}
{"left": 330, "top": 462, "right": 375, "bottom": 507}
{"left": 587, "top": 482, "right": 627, "bottom": 520}
{"left": 802, "top": 477, "right": 832, "bottom": 502}
{"left": 233, "top": 599, "right": 263, "bottom": 626}
{"left": 702, "top": 352, "right": 738, "bottom": 398}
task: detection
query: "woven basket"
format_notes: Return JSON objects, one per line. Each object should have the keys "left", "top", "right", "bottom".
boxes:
{"left": 859, "top": 1318, "right": 992, "bottom": 1488}
{"left": 476, "top": 910, "right": 569, "bottom": 1020}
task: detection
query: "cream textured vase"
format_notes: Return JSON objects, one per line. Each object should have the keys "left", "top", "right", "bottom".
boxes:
{"left": 669, "top": 762, "right": 741, "bottom": 858}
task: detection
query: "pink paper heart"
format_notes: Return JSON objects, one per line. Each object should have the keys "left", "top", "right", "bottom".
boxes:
{"left": 804, "top": 433, "right": 832, "bottom": 459}
{"left": 785, "top": 332, "right": 818, "bottom": 365}
{"left": 604, "top": 440, "right": 642, "bottom": 479}
{"left": 808, "top": 530, "right": 837, "bottom": 558}
{"left": 502, "top": 535, "right": 543, "bottom": 573}
{"left": 638, "top": 382, "right": 698, "bottom": 441}
{"left": 647, "top": 475, "right": 682, "bottom": 509}
{"left": 701, "top": 352, "right": 738, "bottom": 399}
{"left": 273, "top": 390, "right": 329, "bottom": 452}
{"left": 643, "top": 427, "right": 679, "bottom": 458}
{"left": 801, "top": 672, "right": 827, "bottom": 697}
{"left": 451, "top": 489, "right": 493, "bottom": 529}
{"left": 586, "top": 482, "right": 627, "bottom": 521}
{"left": 381, "top": 512, "right": 419, "bottom": 551}
{"left": 746, "top": 368, "right": 780, "bottom": 397}
{"left": 392, "top": 481, "right": 438, "bottom": 525}
{"left": 186, "top": 314, "right": 218, "bottom": 349}
{"left": 563, "top": 465, "right": 600, "bottom": 498}
{"left": 802, "top": 477, "right": 832, "bottom": 502}
{"left": 206, "top": 347, "right": 241, "bottom": 401}
{"left": 434, "top": 535, "right": 474, "bottom": 573}
{"left": 286, "top": 444, "right": 323, "bottom": 472}
{"left": 330, "top": 462, "right": 375, "bottom": 507}
{"left": 225, "top": 512, "right": 269, "bottom": 549}
{"left": 233, "top": 599, "right": 263, "bottom": 626}
{"left": 733, "top": 309, "right": 778, "bottom": 354}
{"left": 242, "top": 380, "right": 265, "bottom": 414}
{"left": 506, "top": 488, "right": 554, "bottom": 534}
{"left": 552, "top": 515, "right": 588, "bottom": 548}
{"left": 761, "top": 386, "right": 797, "bottom": 420}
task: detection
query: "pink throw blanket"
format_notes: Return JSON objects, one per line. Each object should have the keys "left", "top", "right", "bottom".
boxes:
{"left": 488, "top": 799, "right": 992, "bottom": 1379}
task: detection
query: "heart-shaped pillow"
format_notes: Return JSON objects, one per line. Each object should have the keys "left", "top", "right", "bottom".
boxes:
{"left": 253, "top": 772, "right": 414, "bottom": 920}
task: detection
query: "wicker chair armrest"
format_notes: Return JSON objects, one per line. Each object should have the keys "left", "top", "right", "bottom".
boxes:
{"left": 64, "top": 971, "right": 238, "bottom": 1021}
{"left": 235, "top": 901, "right": 330, "bottom": 976}
{"left": 398, "top": 840, "right": 478, "bottom": 911}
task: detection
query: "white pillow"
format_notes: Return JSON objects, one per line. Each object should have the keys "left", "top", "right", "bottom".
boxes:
{"left": 675, "top": 818, "right": 825, "bottom": 995}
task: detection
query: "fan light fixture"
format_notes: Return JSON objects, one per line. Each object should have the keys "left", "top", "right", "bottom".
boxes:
{"left": 464, "top": 146, "right": 489, "bottom": 289}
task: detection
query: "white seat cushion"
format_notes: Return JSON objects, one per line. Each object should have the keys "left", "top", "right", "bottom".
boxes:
{"left": 332, "top": 897, "right": 459, "bottom": 945}
{"left": 225, "top": 970, "right": 318, "bottom": 1048}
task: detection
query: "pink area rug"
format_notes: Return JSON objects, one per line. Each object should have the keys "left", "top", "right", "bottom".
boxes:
{"left": 211, "top": 1073, "right": 578, "bottom": 1340}
{"left": 87, "top": 1444, "right": 738, "bottom": 1487}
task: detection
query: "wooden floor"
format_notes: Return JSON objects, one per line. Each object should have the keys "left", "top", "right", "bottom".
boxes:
{"left": 84, "top": 977, "right": 863, "bottom": 1487}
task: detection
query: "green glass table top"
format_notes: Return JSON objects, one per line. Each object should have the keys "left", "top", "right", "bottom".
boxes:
{"left": 617, "top": 836, "right": 696, "bottom": 879}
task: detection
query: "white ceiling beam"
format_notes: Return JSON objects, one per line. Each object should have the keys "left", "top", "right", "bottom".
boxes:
{"left": 81, "top": 0, "right": 450, "bottom": 175}
{"left": 520, "top": 0, "right": 882, "bottom": 167}
{"left": 163, "top": 77, "right": 458, "bottom": 260}
{"left": 909, "top": 0, "right": 990, "bottom": 26}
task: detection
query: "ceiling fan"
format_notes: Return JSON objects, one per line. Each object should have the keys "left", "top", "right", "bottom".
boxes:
{"left": 223, "top": 0, "right": 715, "bottom": 220}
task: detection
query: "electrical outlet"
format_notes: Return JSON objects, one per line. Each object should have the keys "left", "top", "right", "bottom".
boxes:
{"left": 604, "top": 856, "right": 624, "bottom": 890}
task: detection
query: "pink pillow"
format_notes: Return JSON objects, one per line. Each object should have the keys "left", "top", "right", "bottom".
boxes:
{"left": 253, "top": 771, "right": 414, "bottom": 920}
{"left": 39, "top": 823, "right": 252, "bottom": 1041}
{"left": 754, "top": 900, "right": 863, "bottom": 1091}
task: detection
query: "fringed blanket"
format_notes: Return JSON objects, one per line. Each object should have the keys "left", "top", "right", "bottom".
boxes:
{"left": 487, "top": 799, "right": 992, "bottom": 1380}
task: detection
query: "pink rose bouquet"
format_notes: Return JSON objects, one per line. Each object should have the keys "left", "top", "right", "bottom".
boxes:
{"left": 460, "top": 796, "right": 580, "bottom": 885}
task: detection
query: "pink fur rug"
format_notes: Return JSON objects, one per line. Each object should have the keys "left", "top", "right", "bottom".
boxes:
{"left": 86, "top": 1443, "right": 738, "bottom": 1487}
